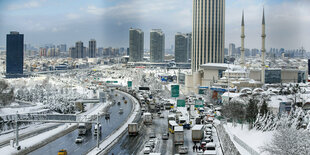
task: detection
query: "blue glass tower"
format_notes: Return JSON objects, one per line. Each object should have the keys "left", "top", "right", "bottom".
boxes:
{"left": 6, "top": 31, "right": 24, "bottom": 76}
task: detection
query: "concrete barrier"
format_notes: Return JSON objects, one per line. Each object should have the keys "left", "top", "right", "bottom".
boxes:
{"left": 87, "top": 90, "right": 140, "bottom": 155}
{"left": 14, "top": 124, "right": 77, "bottom": 155}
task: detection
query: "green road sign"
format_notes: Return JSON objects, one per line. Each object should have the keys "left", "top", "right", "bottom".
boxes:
{"left": 127, "top": 81, "right": 132, "bottom": 88}
{"left": 177, "top": 99, "right": 186, "bottom": 107}
{"left": 199, "top": 89, "right": 205, "bottom": 94}
{"left": 195, "top": 99, "right": 204, "bottom": 108}
{"left": 106, "top": 81, "right": 118, "bottom": 83}
{"left": 171, "top": 85, "right": 179, "bottom": 97}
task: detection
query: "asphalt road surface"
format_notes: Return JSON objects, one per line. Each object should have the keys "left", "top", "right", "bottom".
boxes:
{"left": 29, "top": 92, "right": 133, "bottom": 155}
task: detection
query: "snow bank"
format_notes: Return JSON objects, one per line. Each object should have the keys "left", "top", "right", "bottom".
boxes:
{"left": 224, "top": 123, "right": 274, "bottom": 155}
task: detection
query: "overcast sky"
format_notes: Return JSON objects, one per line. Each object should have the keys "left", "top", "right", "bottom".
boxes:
{"left": 0, "top": 0, "right": 309, "bottom": 51}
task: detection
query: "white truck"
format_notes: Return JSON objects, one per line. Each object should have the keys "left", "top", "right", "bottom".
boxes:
{"left": 94, "top": 123, "right": 102, "bottom": 136}
{"left": 143, "top": 112, "right": 153, "bottom": 125}
{"left": 128, "top": 123, "right": 138, "bottom": 136}
{"left": 192, "top": 125, "right": 204, "bottom": 142}
{"left": 174, "top": 126, "right": 184, "bottom": 145}
{"left": 78, "top": 123, "right": 92, "bottom": 135}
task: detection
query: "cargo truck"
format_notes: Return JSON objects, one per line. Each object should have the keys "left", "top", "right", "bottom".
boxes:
{"left": 143, "top": 112, "right": 152, "bottom": 125}
{"left": 192, "top": 125, "right": 204, "bottom": 142}
{"left": 174, "top": 126, "right": 184, "bottom": 145}
{"left": 128, "top": 123, "right": 138, "bottom": 136}
{"left": 78, "top": 123, "right": 92, "bottom": 135}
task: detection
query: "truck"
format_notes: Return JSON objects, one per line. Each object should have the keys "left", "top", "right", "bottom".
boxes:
{"left": 128, "top": 123, "right": 138, "bottom": 136}
{"left": 143, "top": 112, "right": 153, "bottom": 125}
{"left": 94, "top": 123, "right": 102, "bottom": 136}
{"left": 78, "top": 123, "right": 92, "bottom": 135}
{"left": 174, "top": 126, "right": 184, "bottom": 145}
{"left": 192, "top": 125, "right": 204, "bottom": 142}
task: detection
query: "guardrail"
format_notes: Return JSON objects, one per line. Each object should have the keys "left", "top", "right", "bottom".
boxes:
{"left": 87, "top": 89, "right": 140, "bottom": 155}
{"left": 233, "top": 135, "right": 260, "bottom": 155}
{"left": 215, "top": 123, "right": 241, "bottom": 155}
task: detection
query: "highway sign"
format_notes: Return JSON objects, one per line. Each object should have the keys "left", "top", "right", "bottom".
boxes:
{"left": 127, "top": 81, "right": 132, "bottom": 88}
{"left": 171, "top": 85, "right": 179, "bottom": 97}
{"left": 177, "top": 99, "right": 186, "bottom": 107}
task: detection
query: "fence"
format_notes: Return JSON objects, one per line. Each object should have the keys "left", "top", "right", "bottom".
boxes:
{"left": 216, "top": 123, "right": 241, "bottom": 155}
{"left": 233, "top": 135, "right": 260, "bottom": 155}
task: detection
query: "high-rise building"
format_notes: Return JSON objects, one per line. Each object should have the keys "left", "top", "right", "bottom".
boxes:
{"left": 150, "top": 29, "right": 165, "bottom": 62}
{"left": 76, "top": 41, "right": 84, "bottom": 58}
{"left": 175, "top": 32, "right": 190, "bottom": 63}
{"left": 129, "top": 28, "right": 144, "bottom": 62}
{"left": 186, "top": 33, "right": 192, "bottom": 60}
{"left": 6, "top": 31, "right": 24, "bottom": 75}
{"left": 58, "top": 44, "right": 66, "bottom": 53}
{"left": 89, "top": 39, "right": 96, "bottom": 58}
{"left": 69, "top": 47, "right": 77, "bottom": 58}
{"left": 192, "top": 0, "right": 225, "bottom": 72}
{"left": 229, "top": 43, "right": 235, "bottom": 57}
{"left": 70, "top": 41, "right": 85, "bottom": 58}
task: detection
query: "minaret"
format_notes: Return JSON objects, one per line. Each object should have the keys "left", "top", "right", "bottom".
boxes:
{"left": 240, "top": 10, "right": 245, "bottom": 68}
{"left": 261, "top": 8, "right": 266, "bottom": 84}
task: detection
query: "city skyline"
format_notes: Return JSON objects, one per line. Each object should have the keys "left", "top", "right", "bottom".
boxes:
{"left": 0, "top": 0, "right": 309, "bottom": 50}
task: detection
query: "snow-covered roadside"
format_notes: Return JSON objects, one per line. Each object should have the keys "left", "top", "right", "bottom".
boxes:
{"left": 0, "top": 123, "right": 59, "bottom": 145}
{"left": 0, "top": 101, "right": 111, "bottom": 154}
{"left": 0, "top": 123, "right": 76, "bottom": 155}
{"left": 223, "top": 123, "right": 275, "bottom": 155}
{"left": 87, "top": 91, "right": 140, "bottom": 155}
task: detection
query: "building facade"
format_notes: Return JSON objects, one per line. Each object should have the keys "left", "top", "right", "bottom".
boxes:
{"left": 192, "top": 0, "right": 225, "bottom": 72}
{"left": 150, "top": 29, "right": 165, "bottom": 62}
{"left": 175, "top": 33, "right": 191, "bottom": 63}
{"left": 89, "top": 39, "right": 96, "bottom": 58}
{"left": 6, "top": 31, "right": 24, "bottom": 75}
{"left": 129, "top": 28, "right": 144, "bottom": 62}
{"left": 76, "top": 41, "right": 84, "bottom": 58}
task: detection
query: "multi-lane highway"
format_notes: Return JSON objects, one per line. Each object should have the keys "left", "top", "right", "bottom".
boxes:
{"left": 30, "top": 92, "right": 133, "bottom": 155}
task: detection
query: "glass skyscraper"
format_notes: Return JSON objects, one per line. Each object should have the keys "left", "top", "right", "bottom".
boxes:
{"left": 6, "top": 31, "right": 24, "bottom": 75}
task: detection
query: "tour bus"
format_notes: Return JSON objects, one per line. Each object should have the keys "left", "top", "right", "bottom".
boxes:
{"left": 168, "top": 120, "right": 179, "bottom": 134}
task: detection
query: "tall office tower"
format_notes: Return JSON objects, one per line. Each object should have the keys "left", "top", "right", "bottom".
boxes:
{"left": 175, "top": 32, "right": 189, "bottom": 63}
{"left": 129, "top": 28, "right": 144, "bottom": 62}
{"left": 69, "top": 47, "right": 77, "bottom": 58}
{"left": 150, "top": 29, "right": 165, "bottom": 62}
{"left": 6, "top": 31, "right": 24, "bottom": 75}
{"left": 76, "top": 41, "right": 84, "bottom": 58}
{"left": 186, "top": 33, "right": 192, "bottom": 60}
{"left": 192, "top": 0, "right": 225, "bottom": 72}
{"left": 89, "top": 39, "right": 96, "bottom": 58}
{"left": 59, "top": 44, "right": 67, "bottom": 52}
{"left": 261, "top": 8, "right": 266, "bottom": 84}
{"left": 229, "top": 43, "right": 235, "bottom": 57}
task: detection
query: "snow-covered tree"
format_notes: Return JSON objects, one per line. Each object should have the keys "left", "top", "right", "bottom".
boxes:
{"left": 261, "top": 127, "right": 310, "bottom": 155}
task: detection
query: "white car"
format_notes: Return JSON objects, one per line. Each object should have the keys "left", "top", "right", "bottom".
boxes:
{"left": 143, "top": 146, "right": 152, "bottom": 154}
{"left": 204, "top": 143, "right": 216, "bottom": 155}
{"left": 75, "top": 136, "right": 83, "bottom": 143}
{"left": 178, "top": 146, "right": 188, "bottom": 154}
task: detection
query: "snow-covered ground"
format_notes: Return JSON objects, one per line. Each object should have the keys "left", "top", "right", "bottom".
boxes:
{"left": 224, "top": 123, "right": 275, "bottom": 155}
{"left": 0, "top": 123, "right": 75, "bottom": 155}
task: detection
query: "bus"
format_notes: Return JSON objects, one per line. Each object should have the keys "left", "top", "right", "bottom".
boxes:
{"left": 168, "top": 121, "right": 179, "bottom": 134}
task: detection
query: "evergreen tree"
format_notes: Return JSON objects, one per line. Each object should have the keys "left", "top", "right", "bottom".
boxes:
{"left": 246, "top": 98, "right": 259, "bottom": 124}
{"left": 260, "top": 100, "right": 268, "bottom": 115}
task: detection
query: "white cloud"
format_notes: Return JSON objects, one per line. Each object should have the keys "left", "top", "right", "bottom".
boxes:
{"left": 66, "top": 13, "right": 80, "bottom": 20}
{"left": 7, "top": 0, "right": 43, "bottom": 10}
